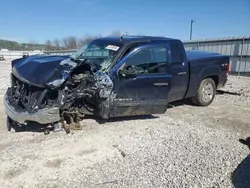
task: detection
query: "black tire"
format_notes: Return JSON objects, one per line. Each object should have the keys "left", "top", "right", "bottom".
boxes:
{"left": 192, "top": 78, "right": 216, "bottom": 106}
{"left": 6, "top": 116, "right": 13, "bottom": 131}
{"left": 6, "top": 116, "right": 25, "bottom": 132}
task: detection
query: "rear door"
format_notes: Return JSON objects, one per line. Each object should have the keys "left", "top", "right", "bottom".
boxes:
{"left": 167, "top": 41, "right": 189, "bottom": 102}
{"left": 110, "top": 44, "right": 172, "bottom": 117}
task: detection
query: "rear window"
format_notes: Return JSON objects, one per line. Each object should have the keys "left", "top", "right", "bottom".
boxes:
{"left": 153, "top": 47, "right": 167, "bottom": 62}
{"left": 170, "top": 42, "right": 184, "bottom": 66}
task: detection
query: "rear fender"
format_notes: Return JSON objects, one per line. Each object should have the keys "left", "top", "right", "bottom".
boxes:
{"left": 199, "top": 65, "right": 221, "bottom": 83}
{"left": 187, "top": 65, "right": 221, "bottom": 98}
{"left": 198, "top": 65, "right": 221, "bottom": 89}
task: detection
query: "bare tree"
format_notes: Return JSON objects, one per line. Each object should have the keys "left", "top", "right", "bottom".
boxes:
{"left": 62, "top": 36, "right": 77, "bottom": 49}
{"left": 76, "top": 35, "right": 102, "bottom": 48}
{"left": 29, "top": 40, "right": 38, "bottom": 50}
{"left": 85, "top": 35, "right": 96, "bottom": 43}
{"left": 68, "top": 37, "right": 77, "bottom": 49}
{"left": 77, "top": 37, "right": 86, "bottom": 48}
{"left": 110, "top": 30, "right": 122, "bottom": 36}
{"left": 53, "top": 39, "right": 60, "bottom": 50}
{"left": 44, "top": 40, "right": 53, "bottom": 51}
{"left": 46, "top": 33, "right": 132, "bottom": 51}
{"left": 62, "top": 38, "right": 68, "bottom": 49}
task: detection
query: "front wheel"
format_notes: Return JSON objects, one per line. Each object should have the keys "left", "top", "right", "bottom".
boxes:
{"left": 6, "top": 116, "right": 25, "bottom": 132}
{"left": 192, "top": 78, "right": 216, "bottom": 106}
{"left": 6, "top": 116, "right": 13, "bottom": 131}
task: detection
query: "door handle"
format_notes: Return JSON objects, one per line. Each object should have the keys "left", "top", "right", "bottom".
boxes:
{"left": 177, "top": 71, "right": 187, "bottom": 76}
{"left": 154, "top": 82, "right": 168, "bottom": 87}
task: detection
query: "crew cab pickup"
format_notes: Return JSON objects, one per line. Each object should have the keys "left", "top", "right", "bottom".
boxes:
{"left": 4, "top": 36, "right": 230, "bottom": 133}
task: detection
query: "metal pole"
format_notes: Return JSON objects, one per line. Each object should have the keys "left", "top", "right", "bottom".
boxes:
{"left": 244, "top": 39, "right": 249, "bottom": 75}
{"left": 62, "top": 27, "right": 64, "bottom": 39}
{"left": 238, "top": 38, "right": 244, "bottom": 76}
{"left": 190, "top": 20, "right": 195, "bottom": 40}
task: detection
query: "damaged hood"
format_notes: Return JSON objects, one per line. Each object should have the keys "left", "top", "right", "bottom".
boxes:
{"left": 12, "top": 55, "right": 78, "bottom": 89}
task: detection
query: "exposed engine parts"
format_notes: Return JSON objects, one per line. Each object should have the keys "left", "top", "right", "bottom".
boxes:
{"left": 6, "top": 62, "right": 116, "bottom": 134}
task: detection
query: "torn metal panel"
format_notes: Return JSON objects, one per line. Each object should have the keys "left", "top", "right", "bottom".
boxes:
{"left": 99, "top": 92, "right": 117, "bottom": 119}
{"left": 94, "top": 71, "right": 114, "bottom": 98}
{"left": 47, "top": 79, "right": 65, "bottom": 87}
{"left": 60, "top": 58, "right": 78, "bottom": 67}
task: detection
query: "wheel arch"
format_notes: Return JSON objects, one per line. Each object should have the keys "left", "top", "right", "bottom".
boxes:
{"left": 191, "top": 77, "right": 217, "bottom": 106}
{"left": 204, "top": 75, "right": 219, "bottom": 88}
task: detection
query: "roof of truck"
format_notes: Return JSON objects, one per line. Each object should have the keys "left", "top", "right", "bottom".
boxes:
{"left": 93, "top": 35, "right": 179, "bottom": 46}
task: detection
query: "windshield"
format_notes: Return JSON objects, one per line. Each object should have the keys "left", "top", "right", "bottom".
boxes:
{"left": 70, "top": 40, "right": 122, "bottom": 71}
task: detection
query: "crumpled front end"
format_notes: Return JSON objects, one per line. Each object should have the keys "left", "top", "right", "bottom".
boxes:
{"left": 4, "top": 73, "right": 61, "bottom": 124}
{"left": 4, "top": 57, "right": 116, "bottom": 132}
{"left": 4, "top": 94, "right": 60, "bottom": 125}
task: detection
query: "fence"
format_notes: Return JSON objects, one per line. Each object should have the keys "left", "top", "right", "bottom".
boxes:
{"left": 43, "top": 50, "right": 76, "bottom": 56}
{"left": 183, "top": 36, "right": 250, "bottom": 76}
{"left": 0, "top": 50, "right": 43, "bottom": 60}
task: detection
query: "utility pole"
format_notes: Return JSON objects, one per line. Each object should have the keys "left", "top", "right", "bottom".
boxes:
{"left": 190, "top": 19, "right": 195, "bottom": 40}
{"left": 62, "top": 27, "right": 64, "bottom": 39}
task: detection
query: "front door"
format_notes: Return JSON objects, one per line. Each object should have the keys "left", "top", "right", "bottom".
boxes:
{"left": 109, "top": 44, "right": 172, "bottom": 118}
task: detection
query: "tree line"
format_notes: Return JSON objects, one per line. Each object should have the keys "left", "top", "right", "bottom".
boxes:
{"left": 0, "top": 39, "right": 44, "bottom": 51}
{"left": 44, "top": 30, "right": 123, "bottom": 51}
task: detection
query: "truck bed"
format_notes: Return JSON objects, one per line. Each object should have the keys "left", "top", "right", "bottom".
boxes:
{"left": 186, "top": 50, "right": 227, "bottom": 61}
{"left": 184, "top": 50, "right": 230, "bottom": 99}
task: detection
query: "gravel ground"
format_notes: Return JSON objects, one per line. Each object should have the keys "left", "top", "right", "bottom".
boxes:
{"left": 0, "top": 60, "right": 250, "bottom": 188}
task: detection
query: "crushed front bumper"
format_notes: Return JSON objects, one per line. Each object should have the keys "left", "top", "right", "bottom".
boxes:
{"left": 4, "top": 93, "right": 61, "bottom": 124}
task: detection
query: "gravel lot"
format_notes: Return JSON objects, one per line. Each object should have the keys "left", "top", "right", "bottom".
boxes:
{"left": 0, "top": 60, "right": 249, "bottom": 188}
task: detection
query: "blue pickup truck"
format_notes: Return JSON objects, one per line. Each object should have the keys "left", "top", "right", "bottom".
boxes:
{"left": 4, "top": 36, "right": 230, "bottom": 133}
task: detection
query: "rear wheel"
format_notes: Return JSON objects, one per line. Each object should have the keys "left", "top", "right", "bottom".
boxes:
{"left": 192, "top": 78, "right": 216, "bottom": 106}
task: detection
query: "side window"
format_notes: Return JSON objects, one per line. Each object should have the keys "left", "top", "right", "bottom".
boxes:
{"left": 170, "top": 42, "right": 184, "bottom": 66}
{"left": 124, "top": 46, "right": 168, "bottom": 75}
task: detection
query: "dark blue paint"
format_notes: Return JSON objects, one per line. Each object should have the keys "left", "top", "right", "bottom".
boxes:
{"left": 186, "top": 50, "right": 226, "bottom": 60}
{"left": 12, "top": 55, "right": 71, "bottom": 88}
{"left": 167, "top": 62, "right": 189, "bottom": 102}
{"left": 10, "top": 36, "right": 229, "bottom": 117}
{"left": 185, "top": 54, "right": 229, "bottom": 98}
{"left": 107, "top": 36, "right": 229, "bottom": 113}
{"left": 109, "top": 42, "right": 171, "bottom": 116}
